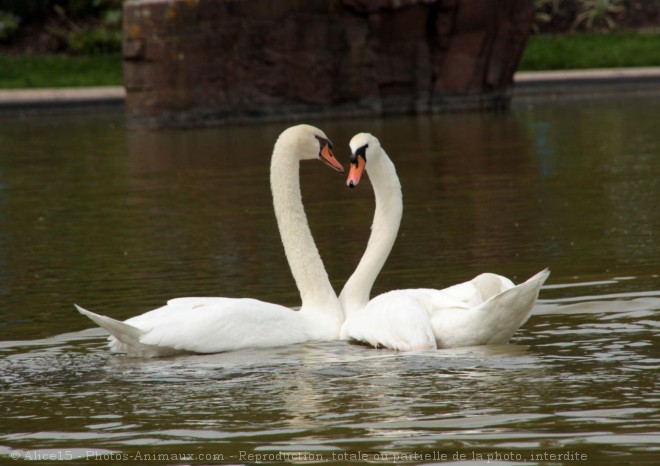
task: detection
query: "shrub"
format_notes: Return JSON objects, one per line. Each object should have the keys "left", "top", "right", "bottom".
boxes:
{"left": 0, "top": 1, "right": 51, "bottom": 20}
{"left": 533, "top": 0, "right": 630, "bottom": 33}
{"left": 0, "top": 1, "right": 125, "bottom": 21}
{"left": 0, "top": 10, "right": 20, "bottom": 43}
{"left": 67, "top": 25, "right": 121, "bottom": 54}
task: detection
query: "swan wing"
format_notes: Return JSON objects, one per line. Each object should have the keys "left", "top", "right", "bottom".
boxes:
{"left": 77, "top": 298, "right": 316, "bottom": 357}
{"left": 138, "top": 298, "right": 312, "bottom": 353}
{"left": 340, "top": 291, "right": 436, "bottom": 351}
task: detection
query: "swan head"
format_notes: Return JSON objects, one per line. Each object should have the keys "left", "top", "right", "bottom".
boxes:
{"left": 347, "top": 133, "right": 381, "bottom": 188}
{"left": 276, "top": 124, "right": 344, "bottom": 172}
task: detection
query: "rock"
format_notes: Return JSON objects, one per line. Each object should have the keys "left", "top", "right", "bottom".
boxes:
{"left": 123, "top": 0, "right": 533, "bottom": 127}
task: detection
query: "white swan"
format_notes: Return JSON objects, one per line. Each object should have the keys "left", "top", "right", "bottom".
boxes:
{"left": 76, "top": 125, "right": 345, "bottom": 357}
{"left": 338, "top": 133, "right": 550, "bottom": 351}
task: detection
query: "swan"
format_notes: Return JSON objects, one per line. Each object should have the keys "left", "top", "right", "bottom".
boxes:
{"left": 76, "top": 124, "right": 345, "bottom": 357}
{"left": 338, "top": 133, "right": 550, "bottom": 351}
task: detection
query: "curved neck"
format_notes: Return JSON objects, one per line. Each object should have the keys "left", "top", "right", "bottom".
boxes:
{"left": 270, "top": 142, "right": 341, "bottom": 318}
{"left": 339, "top": 149, "right": 402, "bottom": 316}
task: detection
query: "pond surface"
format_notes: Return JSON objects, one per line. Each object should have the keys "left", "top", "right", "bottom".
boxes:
{"left": 0, "top": 96, "right": 659, "bottom": 465}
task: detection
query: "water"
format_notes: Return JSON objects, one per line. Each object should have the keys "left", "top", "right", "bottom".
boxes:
{"left": 0, "top": 96, "right": 658, "bottom": 464}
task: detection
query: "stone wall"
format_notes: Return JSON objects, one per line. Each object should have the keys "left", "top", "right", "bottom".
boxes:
{"left": 123, "top": 0, "right": 533, "bottom": 127}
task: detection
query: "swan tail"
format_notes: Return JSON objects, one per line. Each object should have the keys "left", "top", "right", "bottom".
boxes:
{"left": 76, "top": 304, "right": 142, "bottom": 341}
{"left": 476, "top": 268, "right": 550, "bottom": 342}
{"left": 75, "top": 305, "right": 185, "bottom": 358}
{"left": 432, "top": 269, "right": 549, "bottom": 348}
{"left": 525, "top": 268, "right": 551, "bottom": 287}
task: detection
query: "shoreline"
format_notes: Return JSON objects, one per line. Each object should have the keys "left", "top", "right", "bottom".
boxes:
{"left": 513, "top": 67, "right": 660, "bottom": 101}
{"left": 0, "top": 67, "right": 658, "bottom": 112}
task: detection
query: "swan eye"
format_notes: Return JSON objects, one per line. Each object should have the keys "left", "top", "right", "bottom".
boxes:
{"left": 315, "top": 135, "right": 333, "bottom": 150}
{"left": 350, "top": 144, "right": 368, "bottom": 165}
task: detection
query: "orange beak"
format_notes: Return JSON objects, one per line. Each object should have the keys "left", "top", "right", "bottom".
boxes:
{"left": 346, "top": 157, "right": 366, "bottom": 188}
{"left": 320, "top": 144, "right": 344, "bottom": 173}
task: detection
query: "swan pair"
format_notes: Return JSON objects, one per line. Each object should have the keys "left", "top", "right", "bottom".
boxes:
{"left": 77, "top": 125, "right": 548, "bottom": 357}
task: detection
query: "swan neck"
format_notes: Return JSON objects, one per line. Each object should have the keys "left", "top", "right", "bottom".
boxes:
{"left": 270, "top": 142, "right": 341, "bottom": 318}
{"left": 339, "top": 149, "right": 402, "bottom": 315}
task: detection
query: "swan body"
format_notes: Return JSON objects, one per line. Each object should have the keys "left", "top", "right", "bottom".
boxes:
{"left": 78, "top": 125, "right": 345, "bottom": 357}
{"left": 338, "top": 133, "right": 549, "bottom": 351}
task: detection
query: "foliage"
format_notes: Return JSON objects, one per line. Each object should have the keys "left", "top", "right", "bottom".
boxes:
{"left": 572, "top": 0, "right": 625, "bottom": 31}
{"left": 65, "top": 0, "right": 124, "bottom": 17}
{"left": 533, "top": 0, "right": 564, "bottom": 33}
{"left": 67, "top": 25, "right": 121, "bottom": 54}
{"left": 47, "top": 3, "right": 122, "bottom": 54}
{"left": 0, "top": 0, "right": 124, "bottom": 55}
{"left": 0, "top": 10, "right": 19, "bottom": 42}
{"left": 0, "top": 1, "right": 51, "bottom": 20}
{"left": 533, "top": 0, "right": 630, "bottom": 33}
{"left": 0, "top": 1, "right": 124, "bottom": 20}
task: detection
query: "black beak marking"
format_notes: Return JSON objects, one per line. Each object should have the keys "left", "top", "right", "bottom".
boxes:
{"left": 350, "top": 143, "right": 368, "bottom": 166}
{"left": 315, "top": 135, "right": 333, "bottom": 151}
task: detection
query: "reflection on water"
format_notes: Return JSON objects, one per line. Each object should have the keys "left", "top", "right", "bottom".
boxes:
{"left": 0, "top": 97, "right": 659, "bottom": 464}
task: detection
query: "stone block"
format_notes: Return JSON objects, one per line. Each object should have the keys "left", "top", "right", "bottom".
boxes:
{"left": 123, "top": 0, "right": 534, "bottom": 127}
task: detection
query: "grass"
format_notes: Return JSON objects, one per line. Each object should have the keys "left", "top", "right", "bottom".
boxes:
{"left": 519, "top": 31, "right": 660, "bottom": 71}
{"left": 0, "top": 32, "right": 659, "bottom": 89}
{"left": 0, "top": 54, "right": 122, "bottom": 88}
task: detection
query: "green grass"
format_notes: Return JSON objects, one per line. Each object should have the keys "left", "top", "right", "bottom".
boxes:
{"left": 0, "top": 54, "right": 122, "bottom": 88}
{"left": 519, "top": 31, "right": 660, "bottom": 71}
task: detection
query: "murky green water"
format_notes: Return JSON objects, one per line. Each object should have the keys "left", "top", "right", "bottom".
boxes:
{"left": 0, "top": 97, "right": 658, "bottom": 465}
